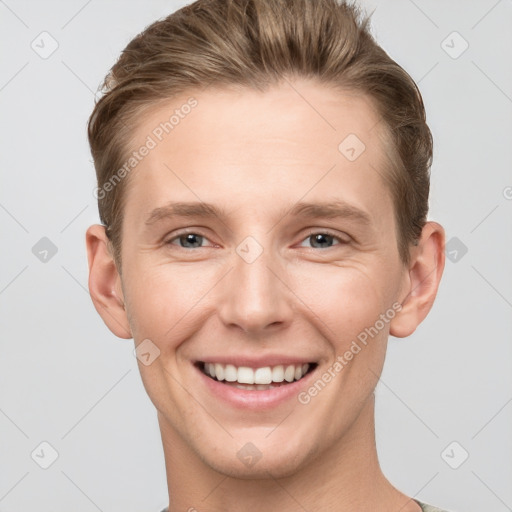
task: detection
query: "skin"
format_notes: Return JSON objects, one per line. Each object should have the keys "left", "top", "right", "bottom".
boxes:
{"left": 86, "top": 78, "right": 445, "bottom": 512}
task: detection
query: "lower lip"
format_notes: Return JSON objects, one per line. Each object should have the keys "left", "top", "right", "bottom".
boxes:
{"left": 194, "top": 364, "right": 316, "bottom": 410}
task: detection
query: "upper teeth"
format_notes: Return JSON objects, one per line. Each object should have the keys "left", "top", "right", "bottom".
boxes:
{"left": 203, "top": 363, "right": 310, "bottom": 384}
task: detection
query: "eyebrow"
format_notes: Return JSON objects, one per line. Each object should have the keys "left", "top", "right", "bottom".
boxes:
{"left": 144, "top": 200, "right": 373, "bottom": 228}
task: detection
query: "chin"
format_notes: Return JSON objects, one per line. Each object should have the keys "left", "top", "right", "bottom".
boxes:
{"left": 192, "top": 426, "right": 319, "bottom": 480}
{"left": 202, "top": 448, "right": 312, "bottom": 480}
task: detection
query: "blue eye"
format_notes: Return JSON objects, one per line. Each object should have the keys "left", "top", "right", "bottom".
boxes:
{"left": 166, "top": 232, "right": 211, "bottom": 249}
{"left": 165, "top": 230, "right": 349, "bottom": 250}
{"left": 300, "top": 232, "right": 348, "bottom": 249}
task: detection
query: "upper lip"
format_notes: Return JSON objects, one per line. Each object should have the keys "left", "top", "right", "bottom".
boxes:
{"left": 195, "top": 355, "right": 318, "bottom": 368}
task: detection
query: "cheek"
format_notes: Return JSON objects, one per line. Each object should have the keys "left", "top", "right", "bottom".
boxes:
{"left": 122, "top": 259, "right": 218, "bottom": 345}
{"left": 290, "top": 262, "right": 392, "bottom": 343}
{"left": 123, "top": 251, "right": 400, "bottom": 355}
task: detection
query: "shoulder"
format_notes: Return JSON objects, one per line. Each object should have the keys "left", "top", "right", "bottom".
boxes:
{"left": 160, "top": 504, "right": 453, "bottom": 512}
{"left": 160, "top": 504, "right": 454, "bottom": 512}
{"left": 415, "top": 500, "right": 455, "bottom": 512}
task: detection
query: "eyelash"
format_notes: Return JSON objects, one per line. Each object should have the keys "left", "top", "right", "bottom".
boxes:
{"left": 164, "top": 229, "right": 351, "bottom": 249}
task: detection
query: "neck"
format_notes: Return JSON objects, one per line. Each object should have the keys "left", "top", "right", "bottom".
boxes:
{"left": 158, "top": 395, "right": 419, "bottom": 512}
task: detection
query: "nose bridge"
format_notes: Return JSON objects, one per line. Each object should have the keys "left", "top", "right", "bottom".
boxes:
{"left": 218, "top": 234, "right": 291, "bottom": 333}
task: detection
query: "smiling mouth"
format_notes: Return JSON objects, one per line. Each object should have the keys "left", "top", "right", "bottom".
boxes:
{"left": 196, "top": 361, "right": 318, "bottom": 390}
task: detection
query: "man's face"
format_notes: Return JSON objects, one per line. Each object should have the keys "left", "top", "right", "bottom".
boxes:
{"left": 116, "top": 79, "right": 409, "bottom": 477}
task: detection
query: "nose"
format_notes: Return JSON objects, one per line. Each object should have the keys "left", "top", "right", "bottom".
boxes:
{"left": 217, "top": 238, "right": 294, "bottom": 334}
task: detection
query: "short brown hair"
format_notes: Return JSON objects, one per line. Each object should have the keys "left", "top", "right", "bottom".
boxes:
{"left": 87, "top": 0, "right": 432, "bottom": 271}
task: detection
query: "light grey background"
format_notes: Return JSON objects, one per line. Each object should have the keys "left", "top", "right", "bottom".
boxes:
{"left": 1, "top": 0, "right": 511, "bottom": 511}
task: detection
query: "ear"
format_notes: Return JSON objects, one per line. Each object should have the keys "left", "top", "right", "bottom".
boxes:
{"left": 389, "top": 221, "right": 446, "bottom": 338}
{"left": 85, "top": 224, "right": 132, "bottom": 339}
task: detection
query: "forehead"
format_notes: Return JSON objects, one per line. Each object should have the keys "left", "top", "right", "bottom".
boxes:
{"left": 122, "top": 79, "right": 394, "bottom": 232}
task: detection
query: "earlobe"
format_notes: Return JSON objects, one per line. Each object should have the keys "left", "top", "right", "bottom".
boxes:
{"left": 86, "top": 224, "right": 132, "bottom": 339}
{"left": 389, "top": 221, "right": 446, "bottom": 339}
